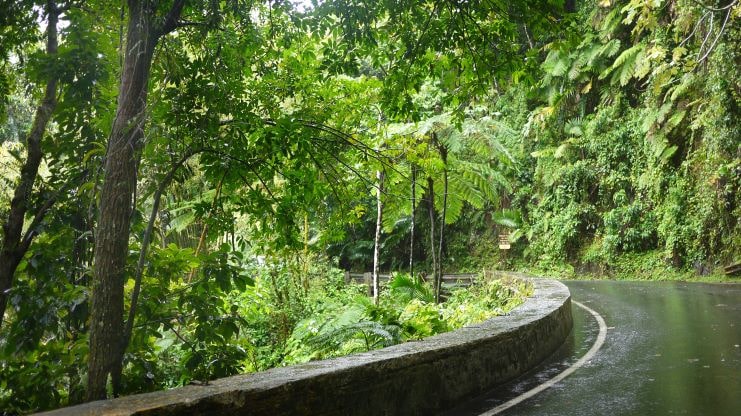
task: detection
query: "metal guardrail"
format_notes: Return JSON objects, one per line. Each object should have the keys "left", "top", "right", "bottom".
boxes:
{"left": 343, "top": 270, "right": 500, "bottom": 295}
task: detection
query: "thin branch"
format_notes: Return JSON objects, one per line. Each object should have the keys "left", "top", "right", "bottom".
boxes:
{"left": 691, "top": 0, "right": 738, "bottom": 11}
{"left": 192, "top": 171, "right": 227, "bottom": 259}
{"left": 401, "top": 2, "right": 440, "bottom": 89}
{"left": 697, "top": 8, "right": 732, "bottom": 63}
{"left": 19, "top": 175, "right": 77, "bottom": 252}
{"left": 304, "top": 146, "right": 347, "bottom": 209}
{"left": 698, "top": 12, "right": 715, "bottom": 56}
{"left": 234, "top": 170, "right": 280, "bottom": 208}
{"left": 679, "top": 11, "right": 709, "bottom": 48}
{"left": 165, "top": 320, "right": 193, "bottom": 349}
{"left": 311, "top": 140, "right": 377, "bottom": 191}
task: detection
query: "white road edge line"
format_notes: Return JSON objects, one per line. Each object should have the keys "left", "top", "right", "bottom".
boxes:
{"left": 478, "top": 300, "right": 608, "bottom": 416}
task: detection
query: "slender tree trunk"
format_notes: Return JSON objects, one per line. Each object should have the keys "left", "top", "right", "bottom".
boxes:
{"left": 302, "top": 214, "right": 309, "bottom": 293}
{"left": 372, "top": 170, "right": 385, "bottom": 305}
{"left": 0, "top": 2, "right": 59, "bottom": 329}
{"left": 436, "top": 170, "right": 447, "bottom": 303}
{"left": 125, "top": 182, "right": 167, "bottom": 324}
{"left": 409, "top": 164, "right": 415, "bottom": 276}
{"left": 120, "top": 151, "right": 194, "bottom": 376}
{"left": 436, "top": 149, "right": 448, "bottom": 304}
{"left": 426, "top": 177, "right": 438, "bottom": 302}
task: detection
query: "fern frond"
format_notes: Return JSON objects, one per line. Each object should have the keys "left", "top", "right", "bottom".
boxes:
{"left": 599, "top": 7, "right": 623, "bottom": 37}
{"left": 419, "top": 113, "right": 454, "bottom": 136}
{"left": 543, "top": 50, "right": 569, "bottom": 77}
{"left": 309, "top": 320, "right": 401, "bottom": 352}
{"left": 667, "top": 73, "right": 695, "bottom": 103}
{"left": 583, "top": 42, "right": 604, "bottom": 68}
{"left": 569, "top": 50, "right": 591, "bottom": 80}
{"left": 447, "top": 172, "right": 486, "bottom": 210}
{"left": 444, "top": 195, "right": 464, "bottom": 224}
{"left": 599, "top": 39, "right": 621, "bottom": 60}
{"left": 605, "top": 43, "right": 644, "bottom": 86}
{"left": 492, "top": 212, "right": 519, "bottom": 229}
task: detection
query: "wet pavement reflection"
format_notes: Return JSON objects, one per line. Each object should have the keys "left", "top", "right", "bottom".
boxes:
{"left": 440, "top": 280, "right": 741, "bottom": 416}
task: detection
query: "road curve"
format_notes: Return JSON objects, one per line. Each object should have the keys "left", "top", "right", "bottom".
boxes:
{"left": 442, "top": 280, "right": 741, "bottom": 416}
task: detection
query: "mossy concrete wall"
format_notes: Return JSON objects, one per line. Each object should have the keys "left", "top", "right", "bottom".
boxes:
{"left": 38, "top": 276, "right": 572, "bottom": 416}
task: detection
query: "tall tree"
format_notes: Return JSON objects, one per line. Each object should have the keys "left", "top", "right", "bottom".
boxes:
{"left": 409, "top": 164, "right": 416, "bottom": 275}
{"left": 372, "top": 169, "right": 385, "bottom": 304}
{"left": 426, "top": 176, "right": 438, "bottom": 299}
{"left": 0, "top": 1, "right": 60, "bottom": 329}
{"left": 87, "top": 0, "right": 185, "bottom": 401}
{"left": 436, "top": 143, "right": 448, "bottom": 304}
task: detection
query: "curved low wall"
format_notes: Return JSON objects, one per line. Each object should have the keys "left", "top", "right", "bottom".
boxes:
{"left": 39, "top": 276, "right": 572, "bottom": 416}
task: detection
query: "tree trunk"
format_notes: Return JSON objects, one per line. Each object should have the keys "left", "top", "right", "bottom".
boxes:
{"left": 302, "top": 214, "right": 309, "bottom": 293}
{"left": 436, "top": 171, "right": 447, "bottom": 303}
{"left": 436, "top": 149, "right": 448, "bottom": 304}
{"left": 372, "top": 170, "right": 385, "bottom": 305}
{"left": 426, "top": 177, "right": 438, "bottom": 302}
{"left": 88, "top": 1, "right": 187, "bottom": 398}
{"left": 0, "top": 2, "right": 59, "bottom": 329}
{"left": 87, "top": 0, "right": 162, "bottom": 401}
{"left": 409, "top": 164, "right": 415, "bottom": 276}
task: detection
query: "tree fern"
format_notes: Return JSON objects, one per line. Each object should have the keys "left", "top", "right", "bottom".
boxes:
{"left": 473, "top": 165, "right": 510, "bottom": 197}
{"left": 418, "top": 113, "right": 453, "bottom": 136}
{"left": 598, "top": 84, "right": 620, "bottom": 106}
{"left": 464, "top": 134, "right": 492, "bottom": 157}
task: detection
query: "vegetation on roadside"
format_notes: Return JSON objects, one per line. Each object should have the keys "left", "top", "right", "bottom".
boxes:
{"left": 281, "top": 272, "right": 531, "bottom": 366}
{"left": 0, "top": 255, "right": 529, "bottom": 413}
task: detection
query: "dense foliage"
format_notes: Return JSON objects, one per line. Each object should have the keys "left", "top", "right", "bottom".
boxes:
{"left": 343, "top": 0, "right": 740, "bottom": 279}
{"left": 0, "top": 0, "right": 738, "bottom": 413}
{"left": 512, "top": 0, "right": 740, "bottom": 278}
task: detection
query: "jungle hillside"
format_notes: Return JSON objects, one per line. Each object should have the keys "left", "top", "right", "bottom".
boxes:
{"left": 0, "top": 0, "right": 739, "bottom": 413}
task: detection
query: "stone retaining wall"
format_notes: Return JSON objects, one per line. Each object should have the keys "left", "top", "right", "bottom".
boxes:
{"left": 38, "top": 276, "right": 572, "bottom": 416}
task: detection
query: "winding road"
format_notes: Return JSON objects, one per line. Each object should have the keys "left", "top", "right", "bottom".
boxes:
{"left": 442, "top": 280, "right": 741, "bottom": 415}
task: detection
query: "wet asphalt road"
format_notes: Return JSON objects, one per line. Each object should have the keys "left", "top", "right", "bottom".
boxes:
{"left": 441, "top": 280, "right": 741, "bottom": 416}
